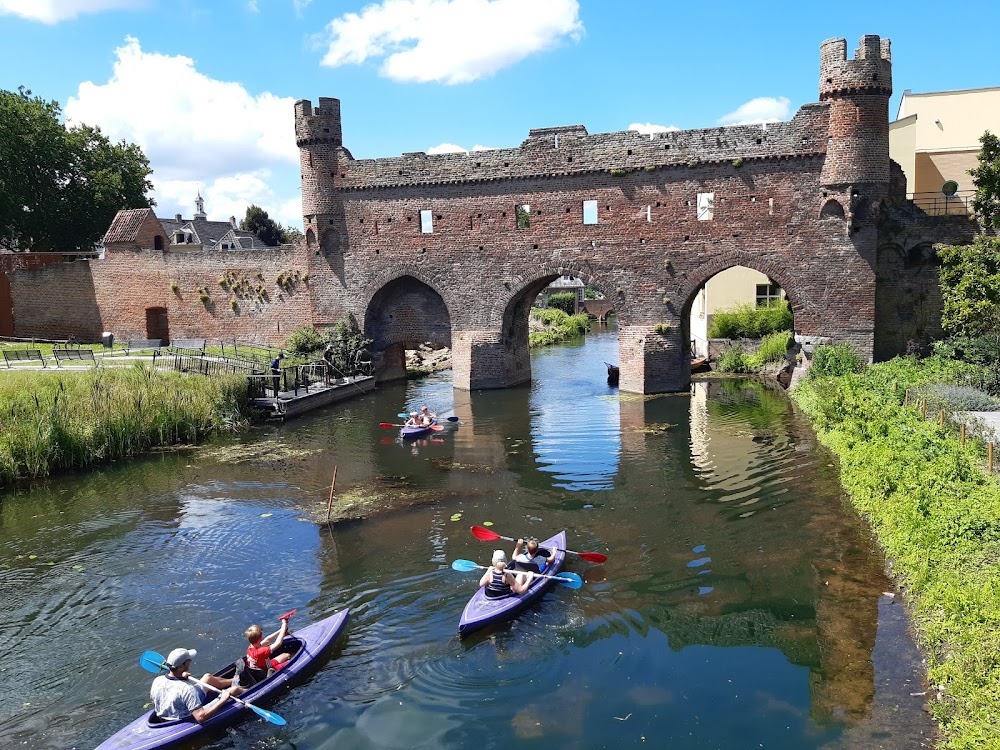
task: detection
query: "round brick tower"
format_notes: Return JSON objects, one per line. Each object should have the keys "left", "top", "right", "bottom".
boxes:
{"left": 295, "top": 97, "right": 343, "bottom": 249}
{"left": 819, "top": 36, "right": 892, "bottom": 188}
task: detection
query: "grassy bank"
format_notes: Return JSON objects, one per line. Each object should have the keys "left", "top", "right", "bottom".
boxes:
{"left": 791, "top": 356, "right": 1000, "bottom": 749}
{"left": 0, "top": 365, "right": 251, "bottom": 486}
{"left": 529, "top": 308, "right": 590, "bottom": 347}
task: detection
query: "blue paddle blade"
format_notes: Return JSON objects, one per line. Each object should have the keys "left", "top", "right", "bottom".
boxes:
{"left": 247, "top": 703, "right": 286, "bottom": 725}
{"left": 139, "top": 650, "right": 168, "bottom": 673}
{"left": 397, "top": 413, "right": 409, "bottom": 418}
{"left": 451, "top": 559, "right": 481, "bottom": 572}
{"left": 554, "top": 572, "right": 584, "bottom": 589}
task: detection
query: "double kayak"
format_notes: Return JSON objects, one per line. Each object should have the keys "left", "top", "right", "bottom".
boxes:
{"left": 401, "top": 419, "right": 437, "bottom": 439}
{"left": 459, "top": 531, "right": 566, "bottom": 637}
{"left": 97, "top": 609, "right": 350, "bottom": 750}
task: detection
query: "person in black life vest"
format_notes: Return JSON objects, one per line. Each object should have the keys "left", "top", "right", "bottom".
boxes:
{"left": 478, "top": 550, "right": 529, "bottom": 598}
{"left": 270, "top": 353, "right": 285, "bottom": 396}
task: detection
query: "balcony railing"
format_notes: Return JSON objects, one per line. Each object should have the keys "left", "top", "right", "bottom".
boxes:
{"left": 908, "top": 190, "right": 975, "bottom": 216}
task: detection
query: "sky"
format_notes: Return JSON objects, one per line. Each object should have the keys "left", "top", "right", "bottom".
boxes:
{"left": 1, "top": 0, "right": 998, "bottom": 231}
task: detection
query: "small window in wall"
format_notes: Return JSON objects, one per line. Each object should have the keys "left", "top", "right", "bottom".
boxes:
{"left": 697, "top": 192, "right": 714, "bottom": 221}
{"left": 583, "top": 200, "right": 598, "bottom": 225}
{"left": 420, "top": 210, "right": 433, "bottom": 233}
{"left": 516, "top": 204, "right": 530, "bottom": 229}
{"left": 756, "top": 283, "right": 783, "bottom": 307}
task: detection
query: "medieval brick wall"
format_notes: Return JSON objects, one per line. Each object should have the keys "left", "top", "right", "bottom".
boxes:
{"left": 0, "top": 253, "right": 67, "bottom": 336}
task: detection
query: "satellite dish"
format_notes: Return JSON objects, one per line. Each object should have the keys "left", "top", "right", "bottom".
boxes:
{"left": 942, "top": 180, "right": 959, "bottom": 197}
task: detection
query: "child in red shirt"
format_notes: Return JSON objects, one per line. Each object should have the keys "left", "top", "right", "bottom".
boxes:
{"left": 244, "top": 615, "right": 292, "bottom": 673}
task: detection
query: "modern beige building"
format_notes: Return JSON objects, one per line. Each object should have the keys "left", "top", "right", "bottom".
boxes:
{"left": 889, "top": 87, "right": 1000, "bottom": 214}
{"left": 689, "top": 266, "right": 784, "bottom": 357}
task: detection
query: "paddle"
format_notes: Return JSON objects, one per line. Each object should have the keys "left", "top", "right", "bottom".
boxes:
{"left": 450, "top": 559, "right": 583, "bottom": 588}
{"left": 139, "top": 650, "right": 286, "bottom": 726}
{"left": 278, "top": 608, "right": 296, "bottom": 621}
{"left": 469, "top": 525, "right": 608, "bottom": 564}
{"left": 379, "top": 422, "right": 444, "bottom": 431}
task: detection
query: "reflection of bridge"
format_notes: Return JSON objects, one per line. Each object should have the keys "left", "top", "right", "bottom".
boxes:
{"left": 298, "top": 36, "right": 893, "bottom": 393}
{"left": 581, "top": 299, "right": 614, "bottom": 323}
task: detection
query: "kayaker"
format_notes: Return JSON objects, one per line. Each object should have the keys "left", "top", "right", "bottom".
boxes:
{"left": 244, "top": 614, "right": 293, "bottom": 681}
{"left": 511, "top": 538, "right": 556, "bottom": 587}
{"left": 418, "top": 405, "right": 436, "bottom": 426}
{"left": 150, "top": 648, "right": 243, "bottom": 722}
{"left": 404, "top": 411, "right": 420, "bottom": 426}
{"left": 478, "top": 550, "right": 529, "bottom": 598}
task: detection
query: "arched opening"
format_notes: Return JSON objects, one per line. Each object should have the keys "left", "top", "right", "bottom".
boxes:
{"left": 820, "top": 199, "right": 846, "bottom": 220}
{"left": 364, "top": 276, "right": 451, "bottom": 383}
{"left": 687, "top": 265, "right": 793, "bottom": 365}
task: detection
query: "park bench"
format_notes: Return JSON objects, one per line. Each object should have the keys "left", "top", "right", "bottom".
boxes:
{"left": 124, "top": 338, "right": 161, "bottom": 354}
{"left": 3, "top": 349, "right": 46, "bottom": 368}
{"left": 53, "top": 348, "right": 97, "bottom": 366}
{"left": 169, "top": 338, "right": 206, "bottom": 355}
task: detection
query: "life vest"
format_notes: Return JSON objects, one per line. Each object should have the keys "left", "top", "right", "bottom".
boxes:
{"left": 485, "top": 568, "right": 512, "bottom": 598}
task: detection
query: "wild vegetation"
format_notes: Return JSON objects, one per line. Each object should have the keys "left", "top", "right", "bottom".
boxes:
{"left": 707, "top": 299, "right": 793, "bottom": 339}
{"left": 528, "top": 308, "right": 590, "bottom": 347}
{"left": 0, "top": 365, "right": 250, "bottom": 486}
{"left": 716, "top": 331, "right": 794, "bottom": 374}
{"left": 284, "top": 314, "right": 372, "bottom": 375}
{"left": 792, "top": 353, "right": 1000, "bottom": 749}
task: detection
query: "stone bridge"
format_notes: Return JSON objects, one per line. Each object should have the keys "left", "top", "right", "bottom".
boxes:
{"left": 296, "top": 36, "right": 892, "bottom": 394}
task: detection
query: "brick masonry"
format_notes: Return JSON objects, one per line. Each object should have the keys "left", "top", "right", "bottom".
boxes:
{"left": 0, "top": 34, "right": 974, "bottom": 393}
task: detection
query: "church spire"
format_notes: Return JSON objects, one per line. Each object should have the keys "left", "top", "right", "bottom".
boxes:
{"left": 194, "top": 191, "right": 207, "bottom": 220}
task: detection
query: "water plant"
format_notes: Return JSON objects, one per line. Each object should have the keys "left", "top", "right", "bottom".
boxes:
{"left": 0, "top": 366, "right": 250, "bottom": 486}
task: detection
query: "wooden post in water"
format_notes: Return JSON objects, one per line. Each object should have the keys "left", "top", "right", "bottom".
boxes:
{"left": 325, "top": 465, "right": 339, "bottom": 523}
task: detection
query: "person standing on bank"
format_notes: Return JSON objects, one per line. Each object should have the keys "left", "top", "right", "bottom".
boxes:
{"left": 150, "top": 648, "right": 244, "bottom": 722}
{"left": 270, "top": 353, "right": 285, "bottom": 396}
{"left": 322, "top": 344, "right": 335, "bottom": 385}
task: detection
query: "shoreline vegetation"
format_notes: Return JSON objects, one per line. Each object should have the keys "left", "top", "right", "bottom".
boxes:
{"left": 0, "top": 365, "right": 250, "bottom": 487}
{"left": 791, "top": 354, "right": 1000, "bottom": 749}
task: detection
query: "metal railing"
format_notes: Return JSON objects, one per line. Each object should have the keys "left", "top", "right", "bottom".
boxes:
{"left": 908, "top": 190, "right": 975, "bottom": 216}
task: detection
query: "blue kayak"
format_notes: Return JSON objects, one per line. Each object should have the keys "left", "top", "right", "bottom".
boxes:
{"left": 459, "top": 531, "right": 566, "bottom": 636}
{"left": 400, "top": 419, "right": 437, "bottom": 439}
{"left": 97, "top": 609, "right": 350, "bottom": 750}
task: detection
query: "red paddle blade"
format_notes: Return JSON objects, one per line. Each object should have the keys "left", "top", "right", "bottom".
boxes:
{"left": 577, "top": 551, "right": 608, "bottom": 564}
{"left": 471, "top": 525, "right": 501, "bottom": 541}
{"left": 379, "top": 423, "right": 396, "bottom": 428}
{"left": 278, "top": 608, "right": 297, "bottom": 621}
{"left": 430, "top": 425, "right": 444, "bottom": 431}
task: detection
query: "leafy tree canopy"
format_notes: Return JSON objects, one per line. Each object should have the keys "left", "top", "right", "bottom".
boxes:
{"left": 0, "top": 86, "right": 154, "bottom": 251}
{"left": 970, "top": 130, "right": 1000, "bottom": 233}
{"left": 936, "top": 234, "right": 1000, "bottom": 338}
{"left": 239, "top": 204, "right": 303, "bottom": 246}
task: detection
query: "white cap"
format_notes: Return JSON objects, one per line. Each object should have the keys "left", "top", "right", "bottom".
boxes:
{"left": 492, "top": 550, "right": 506, "bottom": 565}
{"left": 167, "top": 648, "right": 197, "bottom": 668}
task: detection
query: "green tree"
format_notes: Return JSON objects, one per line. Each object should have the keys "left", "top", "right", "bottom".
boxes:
{"left": 0, "top": 87, "right": 153, "bottom": 251}
{"left": 547, "top": 292, "right": 577, "bottom": 314}
{"left": 240, "top": 204, "right": 285, "bottom": 246}
{"left": 936, "top": 235, "right": 1000, "bottom": 338}
{"left": 970, "top": 130, "right": 1000, "bottom": 232}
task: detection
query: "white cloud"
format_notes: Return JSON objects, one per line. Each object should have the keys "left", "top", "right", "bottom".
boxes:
{"left": 628, "top": 122, "right": 680, "bottom": 135}
{"left": 717, "top": 96, "right": 791, "bottom": 126}
{"left": 426, "top": 142, "right": 496, "bottom": 154}
{"left": 0, "top": 0, "right": 144, "bottom": 23}
{"left": 319, "top": 0, "right": 584, "bottom": 84}
{"left": 64, "top": 37, "right": 303, "bottom": 228}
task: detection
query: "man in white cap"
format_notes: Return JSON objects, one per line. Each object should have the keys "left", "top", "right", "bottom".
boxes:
{"left": 150, "top": 647, "right": 243, "bottom": 722}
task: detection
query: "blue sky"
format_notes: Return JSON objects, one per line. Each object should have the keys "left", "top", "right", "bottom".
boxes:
{"left": 2, "top": 0, "right": 998, "bottom": 230}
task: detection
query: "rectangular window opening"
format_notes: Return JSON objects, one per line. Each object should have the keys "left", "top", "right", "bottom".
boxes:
{"left": 583, "top": 200, "right": 598, "bottom": 225}
{"left": 420, "top": 209, "right": 433, "bottom": 234}
{"left": 756, "top": 283, "right": 783, "bottom": 307}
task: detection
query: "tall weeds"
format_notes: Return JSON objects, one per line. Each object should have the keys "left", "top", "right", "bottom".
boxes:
{"left": 0, "top": 365, "right": 250, "bottom": 485}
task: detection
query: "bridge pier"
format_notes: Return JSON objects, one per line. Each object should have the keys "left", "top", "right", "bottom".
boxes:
{"left": 618, "top": 324, "right": 690, "bottom": 394}
{"left": 452, "top": 329, "right": 531, "bottom": 390}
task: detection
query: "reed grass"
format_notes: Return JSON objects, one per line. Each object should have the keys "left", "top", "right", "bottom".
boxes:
{"left": 0, "top": 365, "right": 251, "bottom": 485}
{"left": 529, "top": 308, "right": 590, "bottom": 348}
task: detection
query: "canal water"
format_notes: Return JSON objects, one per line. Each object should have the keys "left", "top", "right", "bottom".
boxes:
{"left": 0, "top": 327, "right": 934, "bottom": 749}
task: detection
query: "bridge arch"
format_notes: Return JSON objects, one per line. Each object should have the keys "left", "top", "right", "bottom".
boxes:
{"left": 362, "top": 271, "right": 452, "bottom": 382}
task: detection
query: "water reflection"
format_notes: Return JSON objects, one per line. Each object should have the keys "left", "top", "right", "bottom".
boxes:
{"left": 0, "top": 328, "right": 932, "bottom": 749}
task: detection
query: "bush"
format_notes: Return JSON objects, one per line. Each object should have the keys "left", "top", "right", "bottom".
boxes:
{"left": 708, "top": 300, "right": 793, "bottom": 339}
{"left": 285, "top": 325, "right": 324, "bottom": 354}
{"left": 915, "top": 383, "right": 1000, "bottom": 412}
{"left": 547, "top": 292, "right": 577, "bottom": 315}
{"left": 745, "top": 331, "right": 793, "bottom": 370}
{"left": 810, "top": 343, "right": 864, "bottom": 378}
{"left": 528, "top": 308, "right": 589, "bottom": 348}
{"left": 716, "top": 345, "right": 747, "bottom": 373}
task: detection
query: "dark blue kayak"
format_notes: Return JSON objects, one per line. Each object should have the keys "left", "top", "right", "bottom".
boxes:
{"left": 97, "top": 609, "right": 350, "bottom": 750}
{"left": 459, "top": 531, "right": 566, "bottom": 636}
{"left": 400, "top": 419, "right": 437, "bottom": 439}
